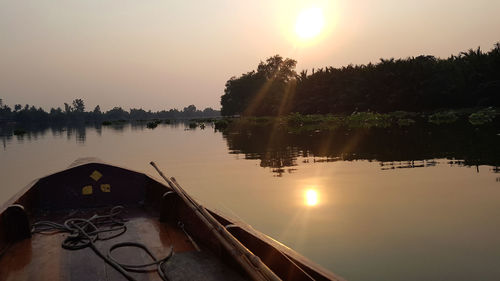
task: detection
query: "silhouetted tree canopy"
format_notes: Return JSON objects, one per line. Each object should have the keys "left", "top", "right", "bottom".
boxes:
{"left": 221, "top": 55, "right": 297, "bottom": 116}
{"left": 72, "top": 99, "right": 85, "bottom": 112}
{"left": 221, "top": 44, "right": 500, "bottom": 116}
{"left": 0, "top": 98, "right": 220, "bottom": 124}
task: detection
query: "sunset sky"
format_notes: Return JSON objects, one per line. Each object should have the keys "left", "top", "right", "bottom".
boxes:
{"left": 1, "top": 0, "right": 499, "bottom": 111}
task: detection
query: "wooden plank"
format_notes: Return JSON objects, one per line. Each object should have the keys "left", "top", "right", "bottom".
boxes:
{"left": 0, "top": 207, "right": 196, "bottom": 281}
{"left": 102, "top": 211, "right": 194, "bottom": 281}
{"left": 104, "top": 216, "right": 158, "bottom": 281}
{"left": 159, "top": 221, "right": 196, "bottom": 253}
{"left": 64, "top": 246, "right": 107, "bottom": 281}
{"left": 0, "top": 231, "right": 66, "bottom": 281}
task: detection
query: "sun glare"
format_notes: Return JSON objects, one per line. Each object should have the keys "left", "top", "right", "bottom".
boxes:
{"left": 295, "top": 7, "right": 325, "bottom": 40}
{"left": 305, "top": 189, "right": 319, "bottom": 206}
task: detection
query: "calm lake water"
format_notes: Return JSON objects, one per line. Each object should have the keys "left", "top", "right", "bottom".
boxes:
{"left": 1, "top": 121, "right": 499, "bottom": 281}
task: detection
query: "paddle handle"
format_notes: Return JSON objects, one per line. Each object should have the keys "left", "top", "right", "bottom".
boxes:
{"left": 150, "top": 161, "right": 281, "bottom": 281}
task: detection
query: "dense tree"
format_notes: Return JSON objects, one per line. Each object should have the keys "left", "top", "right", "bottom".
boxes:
{"left": 221, "top": 55, "right": 297, "bottom": 116}
{"left": 221, "top": 44, "right": 500, "bottom": 116}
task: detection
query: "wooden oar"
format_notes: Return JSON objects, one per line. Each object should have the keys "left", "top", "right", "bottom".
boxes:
{"left": 150, "top": 161, "right": 281, "bottom": 281}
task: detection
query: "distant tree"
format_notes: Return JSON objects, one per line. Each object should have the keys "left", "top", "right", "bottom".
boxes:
{"left": 93, "top": 105, "right": 101, "bottom": 114}
{"left": 0, "top": 99, "right": 12, "bottom": 120}
{"left": 72, "top": 99, "right": 85, "bottom": 113}
{"left": 89, "top": 105, "right": 102, "bottom": 121}
{"left": 50, "top": 107, "right": 62, "bottom": 115}
{"left": 3, "top": 97, "right": 220, "bottom": 123}
{"left": 182, "top": 105, "right": 197, "bottom": 117}
{"left": 105, "top": 107, "right": 129, "bottom": 120}
{"left": 202, "top": 107, "right": 218, "bottom": 117}
{"left": 168, "top": 108, "right": 180, "bottom": 118}
{"left": 64, "top": 103, "right": 73, "bottom": 114}
{"left": 48, "top": 107, "right": 65, "bottom": 123}
{"left": 183, "top": 105, "right": 197, "bottom": 113}
{"left": 129, "top": 108, "right": 148, "bottom": 120}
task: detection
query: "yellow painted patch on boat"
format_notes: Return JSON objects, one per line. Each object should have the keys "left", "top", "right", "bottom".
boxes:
{"left": 100, "top": 184, "right": 111, "bottom": 193}
{"left": 90, "top": 170, "right": 103, "bottom": 181}
{"left": 82, "top": 185, "right": 93, "bottom": 195}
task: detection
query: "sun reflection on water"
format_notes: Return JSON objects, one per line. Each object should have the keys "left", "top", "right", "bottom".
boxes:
{"left": 305, "top": 189, "right": 319, "bottom": 206}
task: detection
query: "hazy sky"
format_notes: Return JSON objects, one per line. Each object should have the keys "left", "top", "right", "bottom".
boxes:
{"left": 1, "top": 0, "right": 499, "bottom": 111}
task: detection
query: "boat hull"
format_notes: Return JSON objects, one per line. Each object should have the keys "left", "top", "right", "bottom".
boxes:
{"left": 0, "top": 159, "right": 343, "bottom": 281}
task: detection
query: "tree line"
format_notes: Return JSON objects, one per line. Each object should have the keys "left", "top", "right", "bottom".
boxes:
{"left": 0, "top": 99, "right": 220, "bottom": 124}
{"left": 221, "top": 43, "right": 500, "bottom": 116}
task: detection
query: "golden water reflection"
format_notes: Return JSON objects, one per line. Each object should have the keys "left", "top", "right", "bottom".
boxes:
{"left": 304, "top": 189, "right": 319, "bottom": 206}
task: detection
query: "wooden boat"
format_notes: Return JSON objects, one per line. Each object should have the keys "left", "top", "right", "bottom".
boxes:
{"left": 0, "top": 158, "right": 344, "bottom": 281}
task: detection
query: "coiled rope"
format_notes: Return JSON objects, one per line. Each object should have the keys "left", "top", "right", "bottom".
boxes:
{"left": 31, "top": 206, "right": 173, "bottom": 281}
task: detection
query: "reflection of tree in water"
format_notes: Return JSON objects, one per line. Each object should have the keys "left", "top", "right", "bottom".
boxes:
{"left": 224, "top": 126, "right": 301, "bottom": 176}
{"left": 106, "top": 123, "right": 127, "bottom": 132}
{"left": 66, "top": 127, "right": 73, "bottom": 140}
{"left": 221, "top": 121, "right": 500, "bottom": 175}
{"left": 379, "top": 159, "right": 438, "bottom": 170}
{"left": 0, "top": 123, "right": 93, "bottom": 148}
{"left": 94, "top": 124, "right": 102, "bottom": 136}
{"left": 75, "top": 126, "right": 86, "bottom": 144}
{"left": 0, "top": 121, "right": 181, "bottom": 149}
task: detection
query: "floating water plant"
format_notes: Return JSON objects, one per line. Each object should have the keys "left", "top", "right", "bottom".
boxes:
{"left": 397, "top": 118, "right": 416, "bottom": 127}
{"left": 345, "top": 112, "right": 391, "bottom": 128}
{"left": 468, "top": 107, "right": 497, "bottom": 125}
{"left": 189, "top": 118, "right": 217, "bottom": 123}
{"left": 214, "top": 119, "right": 231, "bottom": 130}
{"left": 428, "top": 111, "right": 458, "bottom": 124}
{"left": 13, "top": 129, "right": 26, "bottom": 135}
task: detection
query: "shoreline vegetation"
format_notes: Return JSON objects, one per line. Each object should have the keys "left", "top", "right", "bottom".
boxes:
{"left": 213, "top": 107, "right": 499, "bottom": 133}
{"left": 2, "top": 43, "right": 499, "bottom": 136}
{"left": 0, "top": 99, "right": 221, "bottom": 126}
{"left": 220, "top": 44, "right": 500, "bottom": 117}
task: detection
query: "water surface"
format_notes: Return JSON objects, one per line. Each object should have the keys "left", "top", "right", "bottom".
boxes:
{"left": 1, "top": 122, "right": 499, "bottom": 281}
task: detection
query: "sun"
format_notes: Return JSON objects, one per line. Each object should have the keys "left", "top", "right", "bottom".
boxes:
{"left": 295, "top": 7, "right": 325, "bottom": 40}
